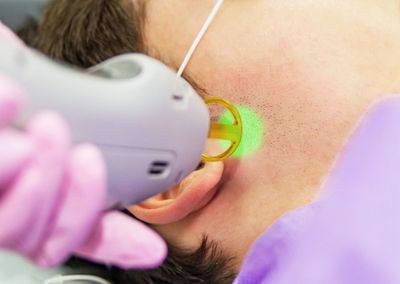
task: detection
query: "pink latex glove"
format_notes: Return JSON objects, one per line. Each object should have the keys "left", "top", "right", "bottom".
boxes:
{"left": 0, "top": 23, "right": 167, "bottom": 269}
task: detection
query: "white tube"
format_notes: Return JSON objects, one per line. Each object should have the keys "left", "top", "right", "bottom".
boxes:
{"left": 176, "top": 0, "right": 225, "bottom": 78}
{"left": 44, "top": 274, "right": 111, "bottom": 284}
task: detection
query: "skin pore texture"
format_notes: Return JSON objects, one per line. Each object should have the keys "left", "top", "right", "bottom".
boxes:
{"left": 130, "top": 0, "right": 400, "bottom": 270}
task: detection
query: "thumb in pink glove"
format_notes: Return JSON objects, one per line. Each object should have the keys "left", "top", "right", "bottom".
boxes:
{"left": 0, "top": 74, "right": 167, "bottom": 269}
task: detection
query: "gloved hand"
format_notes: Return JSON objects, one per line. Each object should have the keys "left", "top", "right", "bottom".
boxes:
{"left": 0, "top": 23, "right": 166, "bottom": 269}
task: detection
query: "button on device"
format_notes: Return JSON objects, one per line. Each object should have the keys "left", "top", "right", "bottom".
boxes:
{"left": 88, "top": 56, "right": 142, "bottom": 80}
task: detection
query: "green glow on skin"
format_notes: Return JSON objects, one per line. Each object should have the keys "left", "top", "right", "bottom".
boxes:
{"left": 219, "top": 106, "right": 265, "bottom": 158}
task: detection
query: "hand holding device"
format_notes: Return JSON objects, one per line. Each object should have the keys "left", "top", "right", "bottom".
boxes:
{"left": 0, "top": 31, "right": 166, "bottom": 267}
{"left": 0, "top": 74, "right": 166, "bottom": 269}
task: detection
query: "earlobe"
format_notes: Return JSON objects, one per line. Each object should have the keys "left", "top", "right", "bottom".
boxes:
{"left": 129, "top": 161, "right": 224, "bottom": 225}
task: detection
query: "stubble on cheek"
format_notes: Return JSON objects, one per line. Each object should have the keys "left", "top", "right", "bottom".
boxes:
{"left": 209, "top": 41, "right": 359, "bottom": 200}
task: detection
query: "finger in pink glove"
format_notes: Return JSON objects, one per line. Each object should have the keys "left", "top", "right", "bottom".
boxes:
{"left": 0, "top": 112, "right": 70, "bottom": 257}
{"left": 76, "top": 211, "right": 167, "bottom": 269}
{"left": 0, "top": 76, "right": 24, "bottom": 127}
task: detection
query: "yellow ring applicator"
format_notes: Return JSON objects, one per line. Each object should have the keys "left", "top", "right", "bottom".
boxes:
{"left": 202, "top": 97, "right": 243, "bottom": 162}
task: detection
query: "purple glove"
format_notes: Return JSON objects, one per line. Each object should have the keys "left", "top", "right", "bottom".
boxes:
{"left": 235, "top": 96, "right": 400, "bottom": 284}
{"left": 0, "top": 23, "right": 166, "bottom": 269}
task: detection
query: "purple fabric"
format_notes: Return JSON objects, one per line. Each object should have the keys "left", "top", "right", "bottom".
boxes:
{"left": 235, "top": 96, "right": 400, "bottom": 284}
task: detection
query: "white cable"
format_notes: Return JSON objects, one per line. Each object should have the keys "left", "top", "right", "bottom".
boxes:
{"left": 44, "top": 274, "right": 111, "bottom": 284}
{"left": 176, "top": 0, "right": 225, "bottom": 78}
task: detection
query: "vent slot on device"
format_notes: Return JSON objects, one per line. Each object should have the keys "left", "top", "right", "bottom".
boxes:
{"left": 148, "top": 161, "right": 170, "bottom": 176}
{"left": 172, "top": 94, "right": 184, "bottom": 101}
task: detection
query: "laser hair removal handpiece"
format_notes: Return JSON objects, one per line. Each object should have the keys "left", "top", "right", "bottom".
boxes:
{"left": 0, "top": 38, "right": 210, "bottom": 208}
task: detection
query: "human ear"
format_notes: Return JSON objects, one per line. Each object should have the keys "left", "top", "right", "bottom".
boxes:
{"left": 129, "top": 161, "right": 224, "bottom": 225}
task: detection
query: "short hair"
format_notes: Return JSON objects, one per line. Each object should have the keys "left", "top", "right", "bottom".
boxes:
{"left": 68, "top": 233, "right": 235, "bottom": 284}
{"left": 19, "top": 0, "right": 146, "bottom": 67}
{"left": 17, "top": 0, "right": 237, "bottom": 283}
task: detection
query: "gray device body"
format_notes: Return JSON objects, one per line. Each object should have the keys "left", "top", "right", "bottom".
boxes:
{"left": 0, "top": 36, "right": 210, "bottom": 208}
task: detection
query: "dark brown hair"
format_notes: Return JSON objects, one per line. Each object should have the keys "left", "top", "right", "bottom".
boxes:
{"left": 19, "top": 0, "right": 146, "bottom": 67}
{"left": 17, "top": 0, "right": 236, "bottom": 283}
{"left": 68, "top": 234, "right": 236, "bottom": 284}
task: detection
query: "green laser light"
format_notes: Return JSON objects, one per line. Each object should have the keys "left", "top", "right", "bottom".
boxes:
{"left": 219, "top": 106, "right": 265, "bottom": 158}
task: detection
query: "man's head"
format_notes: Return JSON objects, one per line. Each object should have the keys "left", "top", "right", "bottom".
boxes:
{"left": 19, "top": 0, "right": 400, "bottom": 280}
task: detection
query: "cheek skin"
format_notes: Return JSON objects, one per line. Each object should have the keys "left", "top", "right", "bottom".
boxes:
{"left": 186, "top": 22, "right": 390, "bottom": 230}
{"left": 187, "top": 1, "right": 398, "bottom": 174}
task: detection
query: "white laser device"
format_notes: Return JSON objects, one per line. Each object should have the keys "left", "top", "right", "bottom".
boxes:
{"left": 0, "top": 38, "right": 210, "bottom": 208}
